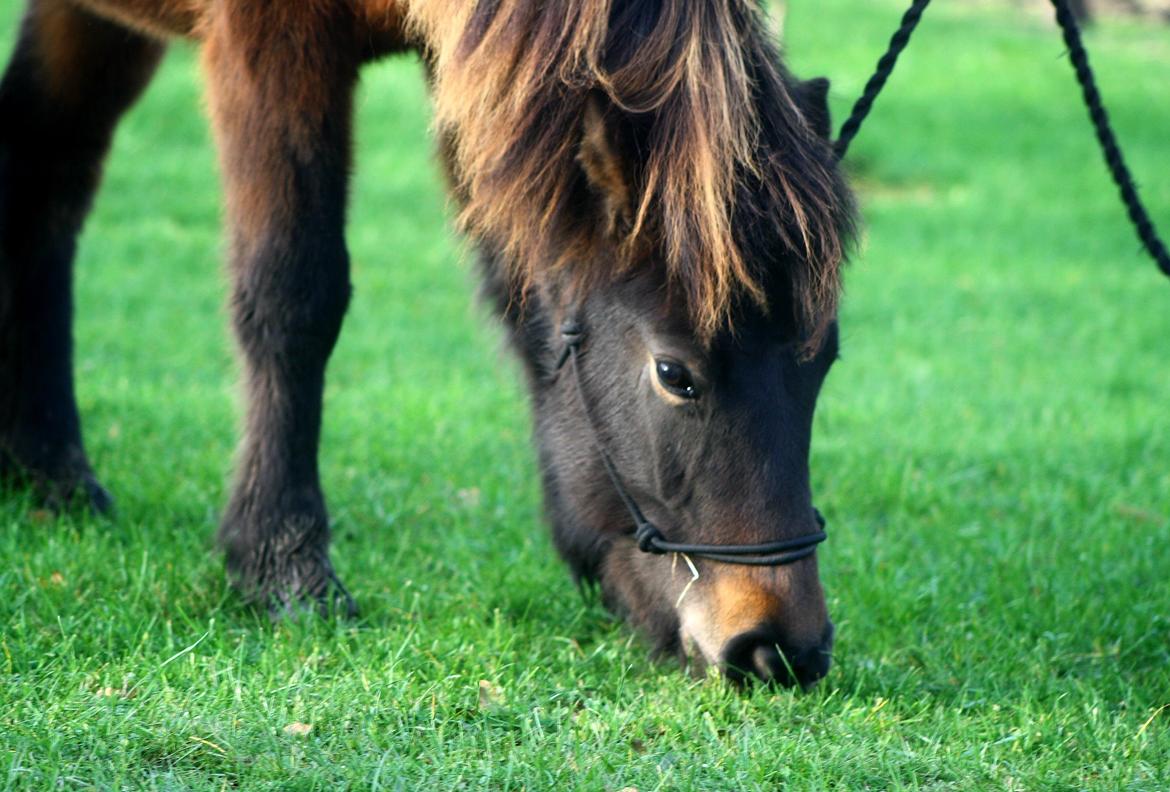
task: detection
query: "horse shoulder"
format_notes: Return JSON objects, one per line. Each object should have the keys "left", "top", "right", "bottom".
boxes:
{"left": 61, "top": 0, "right": 413, "bottom": 55}
{"left": 69, "top": 0, "right": 204, "bottom": 39}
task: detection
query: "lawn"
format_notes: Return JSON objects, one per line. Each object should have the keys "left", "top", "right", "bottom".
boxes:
{"left": 2, "top": 1, "right": 1168, "bottom": 788}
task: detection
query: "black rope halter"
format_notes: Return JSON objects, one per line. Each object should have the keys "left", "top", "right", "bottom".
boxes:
{"left": 554, "top": 320, "right": 828, "bottom": 567}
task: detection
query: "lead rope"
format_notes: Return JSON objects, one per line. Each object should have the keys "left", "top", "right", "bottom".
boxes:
{"left": 1047, "top": 0, "right": 1170, "bottom": 276}
{"left": 833, "top": 0, "right": 933, "bottom": 160}
{"left": 834, "top": 0, "right": 1170, "bottom": 277}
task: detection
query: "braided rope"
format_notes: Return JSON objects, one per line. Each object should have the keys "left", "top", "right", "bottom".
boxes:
{"left": 1048, "top": 0, "right": 1170, "bottom": 276}
{"left": 833, "top": 0, "right": 933, "bottom": 159}
{"left": 833, "top": 0, "right": 1169, "bottom": 279}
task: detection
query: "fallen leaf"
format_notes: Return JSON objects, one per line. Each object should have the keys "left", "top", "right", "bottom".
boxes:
{"left": 283, "top": 722, "right": 313, "bottom": 736}
{"left": 1115, "top": 504, "right": 1162, "bottom": 524}
{"left": 478, "top": 680, "right": 504, "bottom": 711}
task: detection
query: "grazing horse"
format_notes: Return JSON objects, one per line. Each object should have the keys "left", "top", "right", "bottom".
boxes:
{"left": 0, "top": 0, "right": 854, "bottom": 685}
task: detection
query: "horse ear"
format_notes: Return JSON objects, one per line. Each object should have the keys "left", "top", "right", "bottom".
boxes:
{"left": 794, "top": 76, "right": 833, "bottom": 140}
{"left": 577, "top": 97, "right": 631, "bottom": 236}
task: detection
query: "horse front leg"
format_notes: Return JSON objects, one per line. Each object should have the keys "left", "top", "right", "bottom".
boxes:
{"left": 0, "top": 0, "right": 163, "bottom": 510}
{"left": 202, "top": 6, "right": 359, "bottom": 616}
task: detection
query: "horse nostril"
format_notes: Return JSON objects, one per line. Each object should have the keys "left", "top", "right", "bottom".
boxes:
{"left": 750, "top": 644, "right": 786, "bottom": 682}
{"left": 720, "top": 629, "right": 832, "bottom": 688}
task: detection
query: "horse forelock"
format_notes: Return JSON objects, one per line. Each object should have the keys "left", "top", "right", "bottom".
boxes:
{"left": 408, "top": 0, "right": 855, "bottom": 350}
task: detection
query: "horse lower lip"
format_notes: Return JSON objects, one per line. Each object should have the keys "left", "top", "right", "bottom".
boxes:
{"left": 678, "top": 607, "right": 722, "bottom": 667}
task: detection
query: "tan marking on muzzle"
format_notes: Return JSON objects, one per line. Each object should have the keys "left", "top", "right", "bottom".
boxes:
{"left": 678, "top": 565, "right": 826, "bottom": 666}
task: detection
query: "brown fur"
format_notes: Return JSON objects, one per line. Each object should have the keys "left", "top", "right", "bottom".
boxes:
{"left": 197, "top": 1, "right": 363, "bottom": 610}
{"left": 202, "top": 1, "right": 359, "bottom": 240}
{"left": 31, "top": 0, "right": 166, "bottom": 103}
{"left": 71, "top": 0, "right": 200, "bottom": 38}
{"left": 67, "top": 0, "right": 413, "bottom": 53}
{"left": 407, "top": 0, "right": 854, "bottom": 346}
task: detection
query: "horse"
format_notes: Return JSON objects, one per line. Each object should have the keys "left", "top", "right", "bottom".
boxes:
{"left": 0, "top": 0, "right": 854, "bottom": 686}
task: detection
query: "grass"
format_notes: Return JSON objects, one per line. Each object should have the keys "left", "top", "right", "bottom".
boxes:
{"left": 2, "top": 1, "right": 1168, "bottom": 788}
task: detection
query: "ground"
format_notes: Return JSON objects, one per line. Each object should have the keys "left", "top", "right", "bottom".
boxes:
{"left": 2, "top": 0, "right": 1168, "bottom": 788}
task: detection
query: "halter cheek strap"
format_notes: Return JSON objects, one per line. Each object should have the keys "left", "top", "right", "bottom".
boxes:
{"left": 554, "top": 320, "right": 827, "bottom": 567}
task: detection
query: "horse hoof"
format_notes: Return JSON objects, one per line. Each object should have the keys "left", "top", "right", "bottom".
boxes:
{"left": 82, "top": 476, "right": 116, "bottom": 515}
{"left": 226, "top": 542, "right": 357, "bottom": 622}
{"left": 267, "top": 583, "right": 358, "bottom": 623}
{"left": 46, "top": 471, "right": 115, "bottom": 515}
{"left": 1, "top": 458, "right": 115, "bottom": 516}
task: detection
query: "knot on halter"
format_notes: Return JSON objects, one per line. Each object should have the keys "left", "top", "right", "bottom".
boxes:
{"left": 634, "top": 521, "right": 666, "bottom": 554}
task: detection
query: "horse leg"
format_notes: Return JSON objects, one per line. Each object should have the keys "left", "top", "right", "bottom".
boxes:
{"left": 0, "top": 0, "right": 164, "bottom": 510}
{"left": 201, "top": 5, "right": 359, "bottom": 616}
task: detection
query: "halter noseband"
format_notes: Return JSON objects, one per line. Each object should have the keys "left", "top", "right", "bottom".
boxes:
{"left": 554, "top": 320, "right": 827, "bottom": 567}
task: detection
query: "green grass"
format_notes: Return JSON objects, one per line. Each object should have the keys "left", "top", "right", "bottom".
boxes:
{"left": 2, "top": 1, "right": 1168, "bottom": 788}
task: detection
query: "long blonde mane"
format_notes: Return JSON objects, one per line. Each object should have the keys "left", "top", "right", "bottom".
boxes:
{"left": 408, "top": 0, "right": 854, "bottom": 344}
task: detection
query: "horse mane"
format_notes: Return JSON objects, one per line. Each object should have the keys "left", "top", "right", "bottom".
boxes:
{"left": 409, "top": 0, "right": 855, "bottom": 346}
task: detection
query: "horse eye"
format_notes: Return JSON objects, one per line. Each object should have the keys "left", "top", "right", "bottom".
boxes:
{"left": 654, "top": 359, "right": 698, "bottom": 399}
